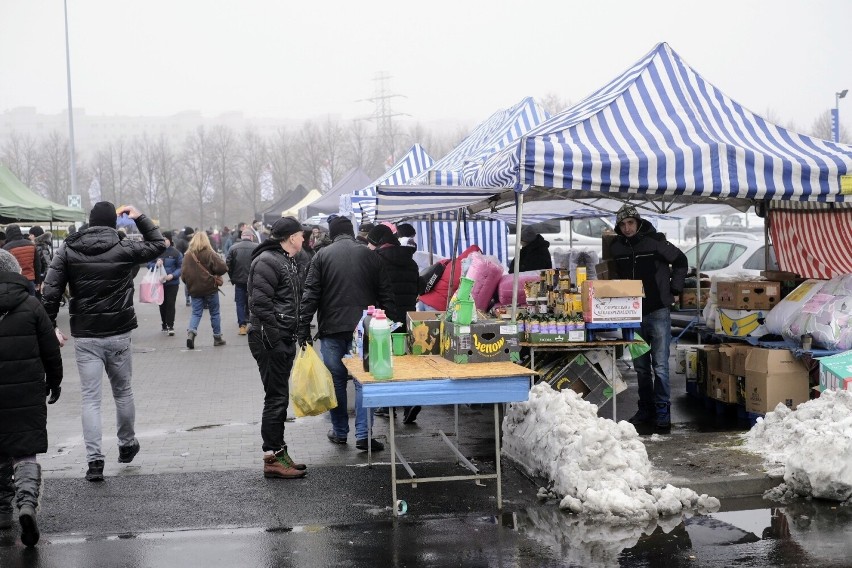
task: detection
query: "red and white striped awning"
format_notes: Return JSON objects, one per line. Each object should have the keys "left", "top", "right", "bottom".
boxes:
{"left": 770, "top": 203, "right": 852, "bottom": 279}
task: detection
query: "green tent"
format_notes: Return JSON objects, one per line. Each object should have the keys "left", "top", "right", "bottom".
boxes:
{"left": 0, "top": 165, "right": 86, "bottom": 224}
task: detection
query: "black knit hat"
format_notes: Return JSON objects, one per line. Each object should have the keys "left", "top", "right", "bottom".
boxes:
{"left": 329, "top": 217, "right": 355, "bottom": 239}
{"left": 270, "top": 216, "right": 304, "bottom": 240}
{"left": 28, "top": 226, "right": 44, "bottom": 237}
{"left": 89, "top": 201, "right": 118, "bottom": 228}
{"left": 367, "top": 224, "right": 394, "bottom": 246}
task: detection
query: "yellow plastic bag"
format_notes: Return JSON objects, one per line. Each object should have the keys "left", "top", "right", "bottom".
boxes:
{"left": 290, "top": 345, "right": 338, "bottom": 417}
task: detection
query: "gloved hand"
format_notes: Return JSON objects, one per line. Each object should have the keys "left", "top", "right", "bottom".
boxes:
{"left": 297, "top": 334, "right": 313, "bottom": 348}
{"left": 46, "top": 385, "right": 61, "bottom": 404}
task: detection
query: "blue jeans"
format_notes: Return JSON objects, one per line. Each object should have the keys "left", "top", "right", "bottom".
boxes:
{"left": 320, "top": 336, "right": 370, "bottom": 441}
{"left": 188, "top": 293, "right": 222, "bottom": 336}
{"left": 74, "top": 333, "right": 136, "bottom": 462}
{"left": 234, "top": 283, "right": 248, "bottom": 326}
{"left": 633, "top": 308, "right": 672, "bottom": 407}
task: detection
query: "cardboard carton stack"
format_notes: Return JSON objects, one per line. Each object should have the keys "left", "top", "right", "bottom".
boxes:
{"left": 580, "top": 280, "right": 644, "bottom": 324}
{"left": 714, "top": 280, "right": 781, "bottom": 338}
{"left": 743, "top": 348, "right": 809, "bottom": 413}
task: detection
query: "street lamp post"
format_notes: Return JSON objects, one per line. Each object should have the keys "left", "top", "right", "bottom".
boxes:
{"left": 834, "top": 89, "right": 848, "bottom": 143}
{"left": 64, "top": 0, "right": 78, "bottom": 199}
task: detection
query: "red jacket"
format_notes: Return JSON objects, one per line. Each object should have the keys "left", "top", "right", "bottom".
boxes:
{"left": 418, "top": 245, "right": 481, "bottom": 311}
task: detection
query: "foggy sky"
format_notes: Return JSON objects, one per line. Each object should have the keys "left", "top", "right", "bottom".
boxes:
{"left": 1, "top": 0, "right": 851, "bottom": 133}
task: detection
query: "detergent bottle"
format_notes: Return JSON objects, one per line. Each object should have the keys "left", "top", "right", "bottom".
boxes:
{"left": 368, "top": 309, "right": 393, "bottom": 380}
{"left": 357, "top": 305, "right": 376, "bottom": 371}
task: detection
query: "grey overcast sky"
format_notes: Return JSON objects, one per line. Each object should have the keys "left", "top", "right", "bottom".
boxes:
{"left": 1, "top": 0, "right": 851, "bottom": 133}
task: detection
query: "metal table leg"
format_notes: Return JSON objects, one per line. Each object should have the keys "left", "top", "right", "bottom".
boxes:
{"left": 494, "top": 403, "right": 502, "bottom": 510}
{"left": 390, "top": 406, "right": 398, "bottom": 516}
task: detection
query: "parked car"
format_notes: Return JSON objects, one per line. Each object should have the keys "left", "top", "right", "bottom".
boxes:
{"left": 507, "top": 217, "right": 614, "bottom": 265}
{"left": 682, "top": 232, "right": 777, "bottom": 277}
{"left": 683, "top": 217, "right": 712, "bottom": 240}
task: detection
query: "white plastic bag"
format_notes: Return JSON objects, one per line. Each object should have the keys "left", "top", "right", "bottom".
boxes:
{"left": 139, "top": 266, "right": 165, "bottom": 305}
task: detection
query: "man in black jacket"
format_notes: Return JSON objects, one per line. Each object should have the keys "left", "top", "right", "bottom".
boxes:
{"left": 42, "top": 202, "right": 165, "bottom": 481}
{"left": 610, "top": 204, "right": 687, "bottom": 432}
{"left": 226, "top": 228, "right": 257, "bottom": 336}
{"left": 509, "top": 226, "right": 553, "bottom": 274}
{"left": 298, "top": 216, "right": 395, "bottom": 451}
{"left": 248, "top": 217, "right": 307, "bottom": 480}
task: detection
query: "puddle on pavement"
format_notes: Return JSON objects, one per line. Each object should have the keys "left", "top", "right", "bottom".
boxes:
{"left": 511, "top": 495, "right": 852, "bottom": 567}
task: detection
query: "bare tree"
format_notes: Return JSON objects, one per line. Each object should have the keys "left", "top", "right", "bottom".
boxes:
{"left": 1, "top": 131, "right": 39, "bottom": 186}
{"left": 182, "top": 126, "right": 214, "bottom": 228}
{"left": 295, "top": 121, "right": 324, "bottom": 191}
{"left": 129, "top": 134, "right": 160, "bottom": 218}
{"left": 35, "top": 131, "right": 72, "bottom": 203}
{"left": 810, "top": 110, "right": 850, "bottom": 142}
{"left": 269, "top": 128, "right": 295, "bottom": 202}
{"left": 320, "top": 116, "right": 346, "bottom": 192}
{"left": 94, "top": 138, "right": 132, "bottom": 207}
{"left": 238, "top": 128, "right": 268, "bottom": 221}
{"left": 540, "top": 92, "right": 571, "bottom": 116}
{"left": 345, "top": 119, "right": 381, "bottom": 178}
{"left": 210, "top": 125, "right": 239, "bottom": 228}
{"left": 154, "top": 134, "right": 181, "bottom": 229}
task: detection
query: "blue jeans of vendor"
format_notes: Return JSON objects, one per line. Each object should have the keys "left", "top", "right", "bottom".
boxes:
{"left": 633, "top": 307, "right": 672, "bottom": 423}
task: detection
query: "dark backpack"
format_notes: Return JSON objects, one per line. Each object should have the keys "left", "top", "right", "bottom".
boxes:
{"left": 418, "top": 260, "right": 448, "bottom": 295}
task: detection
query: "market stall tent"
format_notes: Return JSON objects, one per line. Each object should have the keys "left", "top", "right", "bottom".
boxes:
{"left": 0, "top": 165, "right": 86, "bottom": 223}
{"left": 259, "top": 184, "right": 311, "bottom": 225}
{"left": 301, "top": 167, "right": 372, "bottom": 219}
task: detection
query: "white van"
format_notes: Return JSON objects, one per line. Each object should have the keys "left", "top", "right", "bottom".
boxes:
{"left": 507, "top": 218, "right": 613, "bottom": 264}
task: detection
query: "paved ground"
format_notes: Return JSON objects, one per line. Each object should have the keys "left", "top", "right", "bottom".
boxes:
{"left": 43, "top": 282, "right": 775, "bottom": 498}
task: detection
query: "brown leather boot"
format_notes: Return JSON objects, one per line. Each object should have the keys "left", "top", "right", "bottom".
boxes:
{"left": 263, "top": 450, "right": 306, "bottom": 479}
{"left": 278, "top": 446, "right": 306, "bottom": 470}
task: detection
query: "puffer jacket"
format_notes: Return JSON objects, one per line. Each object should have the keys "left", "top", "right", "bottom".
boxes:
{"left": 610, "top": 218, "right": 688, "bottom": 314}
{"left": 3, "top": 224, "right": 40, "bottom": 282}
{"left": 248, "top": 244, "right": 301, "bottom": 346}
{"left": 225, "top": 239, "right": 257, "bottom": 285}
{"left": 375, "top": 244, "right": 419, "bottom": 328}
{"left": 181, "top": 248, "right": 227, "bottom": 297}
{"left": 419, "top": 244, "right": 481, "bottom": 311}
{"left": 42, "top": 215, "right": 166, "bottom": 337}
{"left": 0, "top": 271, "right": 62, "bottom": 457}
{"left": 148, "top": 245, "right": 183, "bottom": 287}
{"left": 34, "top": 232, "right": 53, "bottom": 283}
{"left": 299, "top": 234, "right": 396, "bottom": 339}
{"left": 509, "top": 234, "right": 552, "bottom": 274}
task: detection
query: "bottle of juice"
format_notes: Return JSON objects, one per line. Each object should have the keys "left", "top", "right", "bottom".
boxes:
{"left": 368, "top": 309, "right": 393, "bottom": 380}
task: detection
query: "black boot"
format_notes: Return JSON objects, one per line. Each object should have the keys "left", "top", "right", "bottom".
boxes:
{"left": 628, "top": 404, "right": 655, "bottom": 425}
{"left": 0, "top": 461, "right": 13, "bottom": 530}
{"left": 14, "top": 462, "right": 41, "bottom": 547}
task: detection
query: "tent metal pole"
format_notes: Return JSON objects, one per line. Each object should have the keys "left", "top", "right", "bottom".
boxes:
{"left": 445, "top": 208, "right": 464, "bottom": 312}
{"left": 510, "top": 193, "right": 524, "bottom": 321}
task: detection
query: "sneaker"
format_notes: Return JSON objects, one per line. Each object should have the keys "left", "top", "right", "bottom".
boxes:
{"left": 402, "top": 406, "right": 421, "bottom": 424}
{"left": 186, "top": 330, "right": 196, "bottom": 350}
{"left": 85, "top": 460, "right": 105, "bottom": 482}
{"left": 262, "top": 451, "right": 306, "bottom": 479}
{"left": 213, "top": 335, "right": 226, "bottom": 346}
{"left": 355, "top": 438, "right": 384, "bottom": 452}
{"left": 18, "top": 504, "right": 39, "bottom": 547}
{"left": 118, "top": 440, "right": 140, "bottom": 463}
{"left": 161, "top": 325, "right": 168, "bottom": 334}
{"left": 167, "top": 326, "right": 175, "bottom": 336}
{"left": 238, "top": 325, "right": 248, "bottom": 336}
{"left": 326, "top": 429, "right": 347, "bottom": 445}
{"left": 628, "top": 406, "right": 655, "bottom": 426}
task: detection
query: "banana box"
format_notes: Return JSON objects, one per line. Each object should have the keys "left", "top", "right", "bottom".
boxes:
{"left": 715, "top": 308, "right": 769, "bottom": 337}
{"left": 441, "top": 320, "right": 520, "bottom": 364}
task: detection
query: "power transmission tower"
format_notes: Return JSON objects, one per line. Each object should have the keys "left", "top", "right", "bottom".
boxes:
{"left": 359, "top": 72, "right": 407, "bottom": 164}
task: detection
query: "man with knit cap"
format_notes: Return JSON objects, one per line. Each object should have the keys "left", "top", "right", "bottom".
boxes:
{"left": 298, "top": 215, "right": 395, "bottom": 451}
{"left": 610, "top": 204, "right": 687, "bottom": 433}
{"left": 226, "top": 227, "right": 258, "bottom": 336}
{"left": 247, "top": 217, "right": 307, "bottom": 478}
{"left": 42, "top": 202, "right": 165, "bottom": 481}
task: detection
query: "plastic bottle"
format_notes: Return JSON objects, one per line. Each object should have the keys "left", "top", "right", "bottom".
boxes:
{"left": 359, "top": 305, "right": 376, "bottom": 371}
{"left": 368, "top": 309, "right": 393, "bottom": 380}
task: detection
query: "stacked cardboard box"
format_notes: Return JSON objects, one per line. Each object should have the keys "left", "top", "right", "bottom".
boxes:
{"left": 581, "top": 280, "right": 644, "bottom": 324}
{"left": 406, "top": 311, "right": 443, "bottom": 355}
{"left": 441, "top": 320, "right": 520, "bottom": 364}
{"left": 744, "top": 348, "right": 809, "bottom": 413}
{"left": 716, "top": 281, "right": 782, "bottom": 310}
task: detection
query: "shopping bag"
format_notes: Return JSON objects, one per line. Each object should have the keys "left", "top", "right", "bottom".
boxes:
{"left": 139, "top": 266, "right": 165, "bottom": 305}
{"left": 627, "top": 333, "right": 652, "bottom": 359}
{"left": 290, "top": 344, "right": 338, "bottom": 417}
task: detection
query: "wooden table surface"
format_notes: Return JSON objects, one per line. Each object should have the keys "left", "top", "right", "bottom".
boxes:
{"left": 343, "top": 355, "right": 535, "bottom": 384}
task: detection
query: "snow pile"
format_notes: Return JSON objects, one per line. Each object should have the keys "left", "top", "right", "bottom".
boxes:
{"left": 503, "top": 383, "right": 720, "bottom": 523}
{"left": 745, "top": 389, "right": 852, "bottom": 502}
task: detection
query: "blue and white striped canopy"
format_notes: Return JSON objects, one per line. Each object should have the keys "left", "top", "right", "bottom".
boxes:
{"left": 343, "top": 144, "right": 434, "bottom": 220}
{"left": 408, "top": 97, "right": 548, "bottom": 186}
{"left": 473, "top": 42, "right": 852, "bottom": 202}
{"left": 409, "top": 219, "right": 510, "bottom": 267}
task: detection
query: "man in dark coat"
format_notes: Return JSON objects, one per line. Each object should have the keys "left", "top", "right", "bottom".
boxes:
{"left": 2, "top": 224, "right": 41, "bottom": 296}
{"left": 247, "top": 217, "right": 308, "bottom": 480}
{"left": 298, "top": 216, "right": 395, "bottom": 451}
{"left": 610, "top": 204, "right": 687, "bottom": 432}
{"left": 226, "top": 228, "right": 258, "bottom": 336}
{"left": 0, "top": 249, "right": 62, "bottom": 547}
{"left": 42, "top": 202, "right": 165, "bottom": 482}
{"left": 509, "top": 226, "right": 553, "bottom": 274}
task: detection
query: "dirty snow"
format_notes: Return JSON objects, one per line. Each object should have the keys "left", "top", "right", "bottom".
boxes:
{"left": 502, "top": 384, "right": 720, "bottom": 524}
{"left": 745, "top": 389, "right": 852, "bottom": 502}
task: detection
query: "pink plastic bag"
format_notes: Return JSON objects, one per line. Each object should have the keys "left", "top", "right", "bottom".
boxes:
{"left": 139, "top": 266, "right": 165, "bottom": 305}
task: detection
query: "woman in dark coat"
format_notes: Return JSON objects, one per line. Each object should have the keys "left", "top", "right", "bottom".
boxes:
{"left": 148, "top": 231, "right": 183, "bottom": 335}
{"left": 509, "top": 226, "right": 552, "bottom": 273}
{"left": 0, "top": 249, "right": 63, "bottom": 547}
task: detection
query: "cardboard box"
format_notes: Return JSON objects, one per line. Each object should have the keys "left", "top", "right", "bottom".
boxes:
{"left": 709, "top": 370, "right": 738, "bottom": 403}
{"left": 595, "top": 259, "right": 619, "bottom": 280}
{"left": 550, "top": 353, "right": 614, "bottom": 407}
{"left": 581, "top": 280, "right": 644, "bottom": 324}
{"left": 736, "top": 376, "right": 747, "bottom": 406}
{"left": 744, "top": 348, "right": 810, "bottom": 413}
{"left": 406, "top": 311, "right": 443, "bottom": 355}
{"left": 818, "top": 351, "right": 852, "bottom": 392}
{"left": 715, "top": 308, "right": 769, "bottom": 337}
{"left": 442, "top": 320, "right": 520, "bottom": 364}
{"left": 675, "top": 344, "right": 703, "bottom": 379}
{"left": 716, "top": 281, "right": 781, "bottom": 310}
{"left": 731, "top": 345, "right": 752, "bottom": 377}
{"left": 717, "top": 344, "right": 738, "bottom": 374}
{"left": 679, "top": 287, "right": 710, "bottom": 309}
{"left": 697, "top": 346, "right": 721, "bottom": 393}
